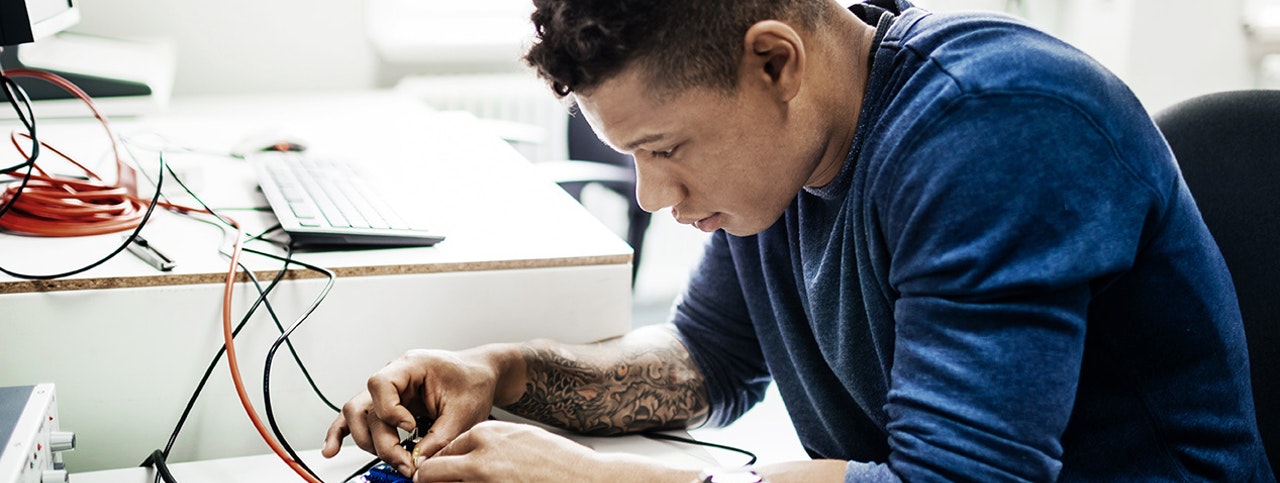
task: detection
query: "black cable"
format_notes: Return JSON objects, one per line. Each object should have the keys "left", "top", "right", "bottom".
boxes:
{"left": 0, "top": 73, "right": 39, "bottom": 172}
{"left": 242, "top": 243, "right": 342, "bottom": 413}
{"left": 133, "top": 139, "right": 341, "bottom": 415}
{"left": 158, "top": 155, "right": 342, "bottom": 414}
{"left": 152, "top": 244, "right": 292, "bottom": 452}
{"left": 641, "top": 431, "right": 758, "bottom": 466}
{"left": 252, "top": 242, "right": 334, "bottom": 481}
{"left": 140, "top": 450, "right": 179, "bottom": 483}
{"left": 136, "top": 158, "right": 322, "bottom": 482}
{"left": 136, "top": 162, "right": 330, "bottom": 481}
{"left": 0, "top": 73, "right": 40, "bottom": 222}
{"left": 160, "top": 163, "right": 344, "bottom": 482}
{"left": 141, "top": 229, "right": 293, "bottom": 483}
{"left": 0, "top": 151, "right": 166, "bottom": 280}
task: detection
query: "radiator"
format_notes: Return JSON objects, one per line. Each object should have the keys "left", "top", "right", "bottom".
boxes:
{"left": 394, "top": 73, "right": 570, "bottom": 163}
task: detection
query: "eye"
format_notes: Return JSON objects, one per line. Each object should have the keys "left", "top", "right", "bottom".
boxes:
{"left": 652, "top": 148, "right": 675, "bottom": 159}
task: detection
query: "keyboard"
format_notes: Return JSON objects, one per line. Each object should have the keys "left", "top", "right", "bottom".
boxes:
{"left": 246, "top": 151, "right": 445, "bottom": 247}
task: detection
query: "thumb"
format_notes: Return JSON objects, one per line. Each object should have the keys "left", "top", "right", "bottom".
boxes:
{"left": 414, "top": 410, "right": 489, "bottom": 459}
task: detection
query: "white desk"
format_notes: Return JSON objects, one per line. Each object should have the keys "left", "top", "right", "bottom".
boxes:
{"left": 73, "top": 431, "right": 720, "bottom": 482}
{"left": 0, "top": 92, "right": 634, "bottom": 472}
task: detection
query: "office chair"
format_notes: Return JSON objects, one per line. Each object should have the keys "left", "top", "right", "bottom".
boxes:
{"left": 537, "top": 114, "right": 652, "bottom": 286}
{"left": 1153, "top": 89, "right": 1280, "bottom": 473}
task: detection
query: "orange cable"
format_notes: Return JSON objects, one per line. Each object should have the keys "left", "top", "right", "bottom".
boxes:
{"left": 217, "top": 220, "right": 324, "bottom": 483}
{"left": 1, "top": 67, "right": 323, "bottom": 482}
{"left": 1, "top": 68, "right": 141, "bottom": 236}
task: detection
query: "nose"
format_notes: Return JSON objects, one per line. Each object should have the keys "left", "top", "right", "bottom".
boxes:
{"left": 634, "top": 159, "right": 683, "bottom": 213}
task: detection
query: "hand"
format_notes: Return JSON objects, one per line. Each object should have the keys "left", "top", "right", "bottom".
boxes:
{"left": 321, "top": 348, "right": 512, "bottom": 477}
{"left": 413, "top": 420, "right": 600, "bottom": 482}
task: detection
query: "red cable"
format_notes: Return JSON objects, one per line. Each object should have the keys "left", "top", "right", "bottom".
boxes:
{"left": 217, "top": 220, "right": 325, "bottom": 483}
{"left": 2, "top": 67, "right": 323, "bottom": 482}
{"left": 1, "top": 68, "right": 142, "bottom": 236}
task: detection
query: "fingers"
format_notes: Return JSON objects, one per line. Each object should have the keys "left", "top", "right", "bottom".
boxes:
{"left": 368, "top": 376, "right": 418, "bottom": 432}
{"left": 320, "top": 416, "right": 350, "bottom": 458}
{"left": 339, "top": 394, "right": 377, "bottom": 455}
{"left": 363, "top": 412, "right": 414, "bottom": 477}
{"left": 414, "top": 431, "right": 481, "bottom": 483}
{"left": 414, "top": 404, "right": 488, "bottom": 461}
{"left": 413, "top": 454, "right": 467, "bottom": 483}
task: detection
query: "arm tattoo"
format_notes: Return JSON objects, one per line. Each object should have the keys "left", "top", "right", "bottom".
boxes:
{"left": 504, "top": 328, "right": 710, "bottom": 435}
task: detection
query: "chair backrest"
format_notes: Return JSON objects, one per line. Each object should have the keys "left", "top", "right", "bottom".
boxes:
{"left": 563, "top": 113, "right": 652, "bottom": 286}
{"left": 1154, "top": 89, "right": 1280, "bottom": 472}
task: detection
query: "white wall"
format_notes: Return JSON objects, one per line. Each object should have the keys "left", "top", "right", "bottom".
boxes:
{"left": 68, "top": 0, "right": 379, "bottom": 95}
{"left": 1126, "top": 0, "right": 1254, "bottom": 111}
{"left": 919, "top": 0, "right": 1257, "bottom": 112}
{"left": 65, "top": 0, "right": 1262, "bottom": 110}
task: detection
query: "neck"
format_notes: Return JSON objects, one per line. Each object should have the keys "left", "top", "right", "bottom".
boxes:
{"left": 804, "top": 8, "right": 879, "bottom": 188}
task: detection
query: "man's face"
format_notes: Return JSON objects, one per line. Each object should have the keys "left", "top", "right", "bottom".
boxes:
{"left": 575, "top": 66, "right": 824, "bottom": 237}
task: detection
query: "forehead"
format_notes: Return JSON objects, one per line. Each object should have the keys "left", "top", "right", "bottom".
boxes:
{"left": 574, "top": 67, "right": 722, "bottom": 152}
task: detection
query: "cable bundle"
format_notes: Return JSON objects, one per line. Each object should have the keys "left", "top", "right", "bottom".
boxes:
{"left": 0, "top": 68, "right": 143, "bottom": 237}
{"left": 2, "top": 133, "right": 146, "bottom": 235}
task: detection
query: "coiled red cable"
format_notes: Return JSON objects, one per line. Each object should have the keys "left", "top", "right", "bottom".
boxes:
{"left": 1, "top": 67, "right": 324, "bottom": 483}
{"left": 0, "top": 68, "right": 143, "bottom": 236}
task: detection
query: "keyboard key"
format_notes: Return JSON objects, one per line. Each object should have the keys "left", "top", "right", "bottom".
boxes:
{"left": 247, "top": 152, "right": 445, "bottom": 247}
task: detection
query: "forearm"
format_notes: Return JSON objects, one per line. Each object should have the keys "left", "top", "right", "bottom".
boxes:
{"left": 502, "top": 325, "right": 710, "bottom": 435}
{"left": 583, "top": 455, "right": 848, "bottom": 483}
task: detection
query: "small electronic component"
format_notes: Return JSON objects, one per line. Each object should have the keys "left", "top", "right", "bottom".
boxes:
{"left": 347, "top": 463, "right": 412, "bottom": 483}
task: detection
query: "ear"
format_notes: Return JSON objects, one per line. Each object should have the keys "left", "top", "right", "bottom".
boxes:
{"left": 740, "top": 20, "right": 805, "bottom": 102}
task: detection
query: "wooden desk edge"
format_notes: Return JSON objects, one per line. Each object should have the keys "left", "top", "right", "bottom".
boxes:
{"left": 0, "top": 254, "right": 631, "bottom": 294}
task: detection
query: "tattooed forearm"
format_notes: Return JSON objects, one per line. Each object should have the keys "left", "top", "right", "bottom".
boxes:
{"left": 503, "top": 326, "right": 709, "bottom": 435}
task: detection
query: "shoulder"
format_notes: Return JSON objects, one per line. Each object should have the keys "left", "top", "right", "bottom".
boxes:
{"left": 864, "top": 8, "right": 1174, "bottom": 201}
{"left": 883, "top": 8, "right": 1129, "bottom": 112}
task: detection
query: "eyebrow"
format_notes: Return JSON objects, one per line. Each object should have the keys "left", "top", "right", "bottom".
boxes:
{"left": 621, "top": 133, "right": 668, "bottom": 152}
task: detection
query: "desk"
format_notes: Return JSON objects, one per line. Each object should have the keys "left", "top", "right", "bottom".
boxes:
{"left": 0, "top": 92, "right": 634, "bottom": 472}
{"left": 72, "top": 431, "right": 720, "bottom": 482}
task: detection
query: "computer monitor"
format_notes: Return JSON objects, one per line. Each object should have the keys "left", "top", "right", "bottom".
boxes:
{"left": 0, "top": 0, "right": 79, "bottom": 47}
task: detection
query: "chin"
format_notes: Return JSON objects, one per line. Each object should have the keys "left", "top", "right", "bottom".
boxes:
{"left": 721, "top": 224, "right": 764, "bottom": 237}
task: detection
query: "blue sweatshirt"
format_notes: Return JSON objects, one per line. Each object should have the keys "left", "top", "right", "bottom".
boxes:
{"left": 670, "top": 1, "right": 1274, "bottom": 481}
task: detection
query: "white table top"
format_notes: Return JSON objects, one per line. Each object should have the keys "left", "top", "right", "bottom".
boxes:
{"left": 0, "top": 91, "right": 631, "bottom": 293}
{"left": 73, "top": 430, "right": 720, "bottom": 482}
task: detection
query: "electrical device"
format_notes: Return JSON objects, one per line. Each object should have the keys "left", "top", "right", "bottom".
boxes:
{"left": 0, "top": 0, "right": 172, "bottom": 118}
{"left": 0, "top": 0, "right": 79, "bottom": 47}
{"left": 0, "top": 384, "right": 76, "bottom": 483}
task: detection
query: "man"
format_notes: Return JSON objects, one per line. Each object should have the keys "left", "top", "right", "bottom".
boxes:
{"left": 323, "top": 0, "right": 1274, "bottom": 481}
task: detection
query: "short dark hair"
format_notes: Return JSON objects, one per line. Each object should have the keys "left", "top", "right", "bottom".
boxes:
{"left": 524, "top": 0, "right": 831, "bottom": 98}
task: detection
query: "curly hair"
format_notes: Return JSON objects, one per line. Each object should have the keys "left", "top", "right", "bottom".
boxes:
{"left": 523, "top": 0, "right": 831, "bottom": 98}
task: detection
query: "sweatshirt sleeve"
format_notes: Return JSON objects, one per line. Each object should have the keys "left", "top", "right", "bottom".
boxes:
{"left": 669, "top": 231, "right": 772, "bottom": 428}
{"left": 869, "top": 94, "right": 1165, "bottom": 480}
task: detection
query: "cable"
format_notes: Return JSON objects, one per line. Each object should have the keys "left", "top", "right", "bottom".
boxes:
{"left": 148, "top": 229, "right": 292, "bottom": 459}
{"left": 641, "top": 431, "right": 758, "bottom": 466}
{"left": 0, "top": 148, "right": 165, "bottom": 280}
{"left": 248, "top": 243, "right": 334, "bottom": 480}
{"left": 0, "top": 68, "right": 142, "bottom": 237}
{"left": 0, "top": 67, "right": 187, "bottom": 280}
{"left": 245, "top": 244, "right": 342, "bottom": 411}
{"left": 147, "top": 139, "right": 342, "bottom": 414}
{"left": 141, "top": 450, "right": 178, "bottom": 483}
{"left": 1, "top": 67, "right": 331, "bottom": 482}
{"left": 136, "top": 160, "right": 330, "bottom": 483}
{"left": 156, "top": 153, "right": 342, "bottom": 414}
{"left": 215, "top": 213, "right": 328, "bottom": 483}
{"left": 0, "top": 72, "right": 39, "bottom": 174}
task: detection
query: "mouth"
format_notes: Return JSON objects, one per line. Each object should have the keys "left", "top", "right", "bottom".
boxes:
{"left": 675, "top": 212, "right": 722, "bottom": 233}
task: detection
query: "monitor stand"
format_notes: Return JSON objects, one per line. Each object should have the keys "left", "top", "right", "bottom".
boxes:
{"left": 0, "top": 33, "right": 174, "bottom": 118}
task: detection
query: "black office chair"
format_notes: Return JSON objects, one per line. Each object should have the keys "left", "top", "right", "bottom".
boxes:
{"left": 1154, "top": 89, "right": 1280, "bottom": 473}
{"left": 536, "top": 114, "right": 652, "bottom": 286}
